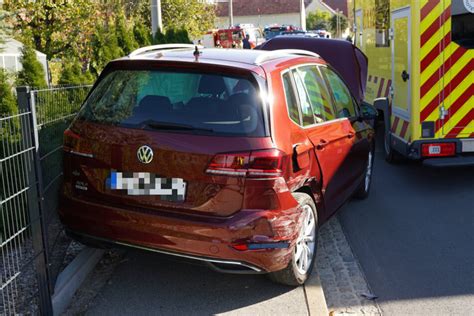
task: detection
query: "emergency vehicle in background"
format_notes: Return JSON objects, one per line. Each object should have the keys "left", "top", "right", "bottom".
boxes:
{"left": 199, "top": 24, "right": 264, "bottom": 49}
{"left": 352, "top": 0, "right": 473, "bottom": 166}
{"left": 263, "top": 24, "right": 301, "bottom": 40}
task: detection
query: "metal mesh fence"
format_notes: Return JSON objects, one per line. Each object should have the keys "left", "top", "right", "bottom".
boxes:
{"left": 0, "top": 85, "right": 91, "bottom": 314}
{"left": 32, "top": 85, "right": 91, "bottom": 288}
{"left": 0, "top": 111, "right": 41, "bottom": 314}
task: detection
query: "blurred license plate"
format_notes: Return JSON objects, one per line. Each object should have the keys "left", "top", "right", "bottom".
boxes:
{"left": 461, "top": 139, "right": 474, "bottom": 152}
{"left": 107, "top": 172, "right": 186, "bottom": 201}
{"left": 429, "top": 146, "right": 441, "bottom": 154}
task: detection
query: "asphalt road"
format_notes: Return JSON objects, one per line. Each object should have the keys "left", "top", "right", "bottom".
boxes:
{"left": 85, "top": 251, "right": 309, "bottom": 316}
{"left": 338, "top": 136, "right": 474, "bottom": 315}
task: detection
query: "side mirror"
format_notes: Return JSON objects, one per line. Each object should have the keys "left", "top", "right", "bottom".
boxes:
{"left": 359, "top": 103, "right": 378, "bottom": 120}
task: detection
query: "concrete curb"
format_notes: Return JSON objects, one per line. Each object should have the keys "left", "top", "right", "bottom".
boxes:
{"left": 52, "top": 247, "right": 104, "bottom": 316}
{"left": 305, "top": 272, "right": 329, "bottom": 316}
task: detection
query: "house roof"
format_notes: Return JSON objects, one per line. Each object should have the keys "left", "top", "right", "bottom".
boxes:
{"left": 216, "top": 0, "right": 312, "bottom": 17}
{"left": 0, "top": 37, "right": 46, "bottom": 56}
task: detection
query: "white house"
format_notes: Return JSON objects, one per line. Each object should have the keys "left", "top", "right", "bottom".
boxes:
{"left": 214, "top": 0, "right": 337, "bottom": 29}
{"left": 0, "top": 38, "right": 49, "bottom": 83}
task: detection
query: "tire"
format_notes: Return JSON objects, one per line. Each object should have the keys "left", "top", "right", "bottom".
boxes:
{"left": 268, "top": 192, "right": 318, "bottom": 286}
{"left": 384, "top": 127, "right": 399, "bottom": 163}
{"left": 353, "top": 146, "right": 375, "bottom": 199}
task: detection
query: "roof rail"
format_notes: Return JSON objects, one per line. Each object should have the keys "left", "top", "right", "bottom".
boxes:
{"left": 129, "top": 44, "right": 200, "bottom": 58}
{"left": 254, "top": 49, "right": 320, "bottom": 65}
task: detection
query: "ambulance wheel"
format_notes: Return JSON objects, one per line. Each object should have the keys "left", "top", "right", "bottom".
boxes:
{"left": 384, "top": 129, "right": 399, "bottom": 163}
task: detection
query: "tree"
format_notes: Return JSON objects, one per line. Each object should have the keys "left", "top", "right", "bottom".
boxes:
{"left": 3, "top": 0, "right": 98, "bottom": 60}
{"left": 17, "top": 45, "right": 47, "bottom": 88}
{"left": 0, "top": 69, "right": 16, "bottom": 115}
{"left": 306, "top": 11, "right": 331, "bottom": 31}
{"left": 161, "top": 0, "right": 215, "bottom": 39}
{"left": 165, "top": 28, "right": 177, "bottom": 43}
{"left": 133, "top": 23, "right": 152, "bottom": 47}
{"left": 90, "top": 25, "right": 123, "bottom": 76}
{"left": 115, "top": 11, "right": 138, "bottom": 55}
{"left": 153, "top": 28, "right": 166, "bottom": 44}
{"left": 329, "top": 13, "right": 348, "bottom": 38}
{"left": 176, "top": 28, "right": 191, "bottom": 44}
{"left": 59, "top": 60, "right": 94, "bottom": 85}
{"left": 0, "top": 9, "right": 12, "bottom": 49}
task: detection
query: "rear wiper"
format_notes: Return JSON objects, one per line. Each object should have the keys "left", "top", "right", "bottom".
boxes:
{"left": 141, "top": 120, "right": 214, "bottom": 132}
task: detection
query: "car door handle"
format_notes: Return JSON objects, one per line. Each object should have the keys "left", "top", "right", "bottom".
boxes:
{"left": 316, "top": 139, "right": 328, "bottom": 150}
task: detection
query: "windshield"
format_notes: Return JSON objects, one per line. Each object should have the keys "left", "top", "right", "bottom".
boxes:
{"left": 76, "top": 70, "right": 266, "bottom": 136}
{"left": 264, "top": 28, "right": 284, "bottom": 40}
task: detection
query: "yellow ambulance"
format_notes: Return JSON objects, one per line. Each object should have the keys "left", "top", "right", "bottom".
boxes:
{"left": 351, "top": 0, "right": 473, "bottom": 166}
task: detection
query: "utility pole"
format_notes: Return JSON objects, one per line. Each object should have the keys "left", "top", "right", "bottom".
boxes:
{"left": 229, "top": 0, "right": 234, "bottom": 27}
{"left": 151, "top": 0, "right": 163, "bottom": 37}
{"left": 300, "top": 0, "right": 306, "bottom": 31}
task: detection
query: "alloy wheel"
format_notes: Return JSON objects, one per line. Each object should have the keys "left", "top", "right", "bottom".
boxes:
{"left": 295, "top": 205, "right": 316, "bottom": 275}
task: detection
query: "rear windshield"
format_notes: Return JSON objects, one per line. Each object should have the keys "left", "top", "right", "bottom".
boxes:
{"left": 77, "top": 70, "right": 266, "bottom": 136}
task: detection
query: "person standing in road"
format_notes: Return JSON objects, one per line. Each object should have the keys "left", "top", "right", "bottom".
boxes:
{"left": 242, "top": 34, "right": 251, "bottom": 49}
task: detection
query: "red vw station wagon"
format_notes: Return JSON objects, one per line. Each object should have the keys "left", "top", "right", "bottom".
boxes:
{"left": 59, "top": 42, "right": 376, "bottom": 285}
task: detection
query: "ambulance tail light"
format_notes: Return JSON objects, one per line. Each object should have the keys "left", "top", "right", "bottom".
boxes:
{"left": 421, "top": 143, "right": 456, "bottom": 157}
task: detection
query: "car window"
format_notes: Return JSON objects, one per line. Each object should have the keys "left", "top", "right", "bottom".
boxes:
{"left": 292, "top": 69, "right": 315, "bottom": 126}
{"left": 77, "top": 70, "right": 265, "bottom": 137}
{"left": 319, "top": 66, "right": 357, "bottom": 118}
{"left": 232, "top": 31, "right": 243, "bottom": 41}
{"left": 295, "top": 66, "right": 336, "bottom": 123}
{"left": 282, "top": 72, "right": 300, "bottom": 125}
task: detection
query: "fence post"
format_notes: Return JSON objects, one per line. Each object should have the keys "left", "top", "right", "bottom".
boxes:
{"left": 16, "top": 86, "right": 53, "bottom": 315}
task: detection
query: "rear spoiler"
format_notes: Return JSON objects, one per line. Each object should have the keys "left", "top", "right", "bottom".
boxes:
{"left": 255, "top": 37, "right": 368, "bottom": 104}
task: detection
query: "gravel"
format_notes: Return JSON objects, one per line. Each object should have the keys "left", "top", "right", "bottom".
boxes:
{"left": 0, "top": 236, "right": 84, "bottom": 315}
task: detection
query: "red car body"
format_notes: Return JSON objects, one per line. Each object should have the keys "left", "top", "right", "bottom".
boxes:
{"left": 59, "top": 44, "right": 375, "bottom": 283}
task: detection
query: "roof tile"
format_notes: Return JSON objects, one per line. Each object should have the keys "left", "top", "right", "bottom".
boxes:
{"left": 216, "top": 0, "right": 311, "bottom": 17}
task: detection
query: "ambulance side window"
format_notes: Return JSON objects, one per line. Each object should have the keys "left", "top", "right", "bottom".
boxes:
{"left": 452, "top": 8, "right": 474, "bottom": 48}
{"left": 375, "top": 0, "right": 390, "bottom": 47}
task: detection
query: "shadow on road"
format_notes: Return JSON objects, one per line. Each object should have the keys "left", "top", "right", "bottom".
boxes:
{"left": 86, "top": 250, "right": 307, "bottom": 316}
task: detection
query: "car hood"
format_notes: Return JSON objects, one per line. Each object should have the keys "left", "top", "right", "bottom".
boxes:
{"left": 255, "top": 37, "right": 368, "bottom": 103}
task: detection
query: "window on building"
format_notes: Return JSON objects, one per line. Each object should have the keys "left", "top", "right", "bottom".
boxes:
{"left": 375, "top": 0, "right": 390, "bottom": 47}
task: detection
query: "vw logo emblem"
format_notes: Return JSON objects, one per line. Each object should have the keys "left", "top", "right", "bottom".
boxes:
{"left": 137, "top": 145, "right": 153, "bottom": 164}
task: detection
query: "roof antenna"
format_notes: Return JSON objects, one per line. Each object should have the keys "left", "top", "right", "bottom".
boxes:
{"left": 193, "top": 46, "right": 202, "bottom": 62}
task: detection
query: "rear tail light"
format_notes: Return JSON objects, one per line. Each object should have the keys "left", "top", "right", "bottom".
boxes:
{"left": 63, "top": 129, "right": 94, "bottom": 158}
{"left": 206, "top": 149, "right": 284, "bottom": 177}
{"left": 421, "top": 142, "right": 456, "bottom": 157}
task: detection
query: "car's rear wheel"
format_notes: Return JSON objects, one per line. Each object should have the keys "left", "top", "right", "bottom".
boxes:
{"left": 353, "top": 148, "right": 375, "bottom": 199}
{"left": 268, "top": 193, "right": 318, "bottom": 286}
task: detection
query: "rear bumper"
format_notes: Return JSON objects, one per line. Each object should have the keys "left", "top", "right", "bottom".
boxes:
{"left": 66, "top": 229, "right": 265, "bottom": 274}
{"left": 393, "top": 137, "right": 474, "bottom": 167}
{"left": 59, "top": 194, "right": 302, "bottom": 273}
{"left": 422, "top": 155, "right": 474, "bottom": 168}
